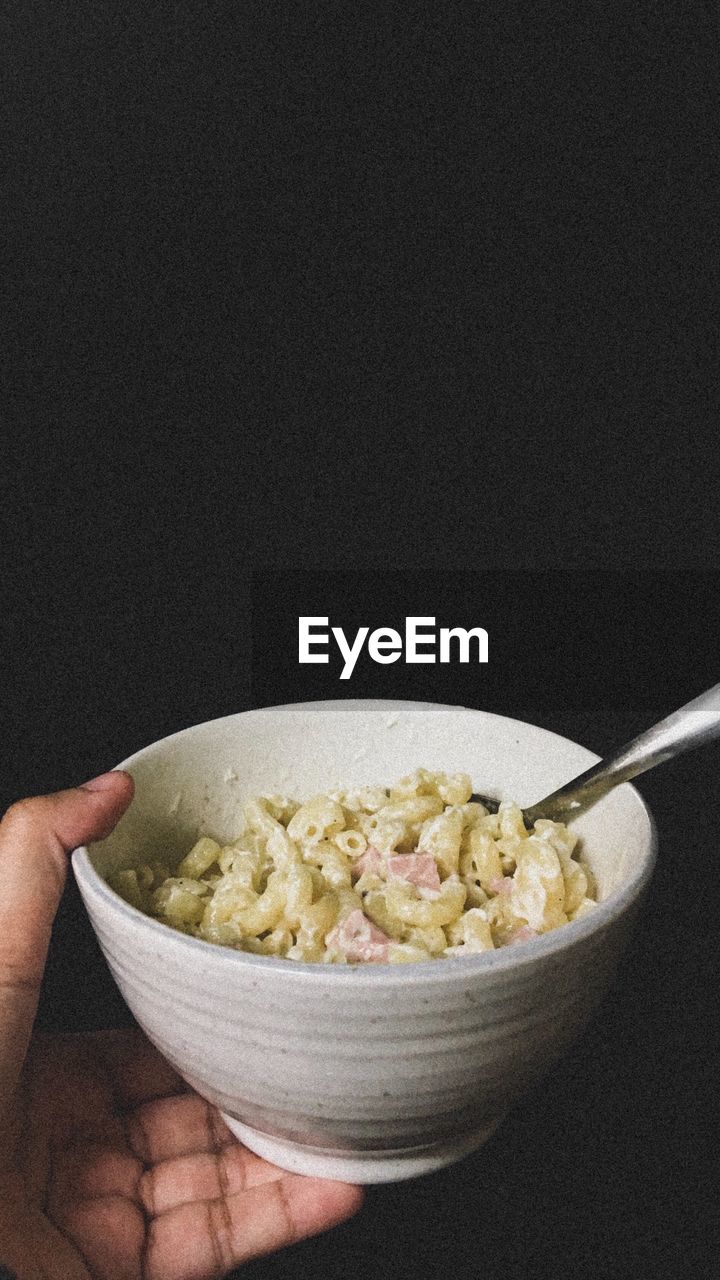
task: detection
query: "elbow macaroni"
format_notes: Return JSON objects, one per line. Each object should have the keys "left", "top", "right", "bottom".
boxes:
{"left": 112, "top": 770, "right": 597, "bottom": 964}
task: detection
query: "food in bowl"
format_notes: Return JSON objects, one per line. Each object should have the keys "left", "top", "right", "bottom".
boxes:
{"left": 111, "top": 767, "right": 596, "bottom": 964}
{"left": 74, "top": 702, "right": 656, "bottom": 1182}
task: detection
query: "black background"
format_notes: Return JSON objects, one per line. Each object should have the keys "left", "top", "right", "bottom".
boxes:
{"left": 3, "top": 0, "right": 720, "bottom": 576}
{"left": 3, "top": 0, "right": 720, "bottom": 1276}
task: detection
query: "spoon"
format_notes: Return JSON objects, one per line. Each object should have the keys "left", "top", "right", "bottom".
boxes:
{"left": 470, "top": 682, "right": 720, "bottom": 828}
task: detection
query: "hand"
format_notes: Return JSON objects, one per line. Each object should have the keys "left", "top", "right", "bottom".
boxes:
{"left": 0, "top": 775, "right": 363, "bottom": 1280}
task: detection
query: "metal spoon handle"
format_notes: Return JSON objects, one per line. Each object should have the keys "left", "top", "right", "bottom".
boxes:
{"left": 523, "top": 681, "right": 720, "bottom": 825}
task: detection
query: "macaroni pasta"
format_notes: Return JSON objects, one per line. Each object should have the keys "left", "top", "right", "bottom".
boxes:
{"left": 112, "top": 769, "right": 596, "bottom": 964}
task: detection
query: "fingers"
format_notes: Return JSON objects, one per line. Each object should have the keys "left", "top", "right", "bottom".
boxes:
{"left": 0, "top": 772, "right": 134, "bottom": 1130}
{"left": 0, "top": 773, "right": 134, "bottom": 988}
{"left": 55, "top": 1174, "right": 362, "bottom": 1280}
{"left": 144, "top": 1174, "right": 364, "bottom": 1280}
{"left": 127, "top": 1095, "right": 234, "bottom": 1166}
{"left": 129, "top": 1091, "right": 363, "bottom": 1280}
{"left": 52, "top": 1194, "right": 145, "bottom": 1280}
{"left": 48, "top": 1141, "right": 144, "bottom": 1212}
{"left": 139, "top": 1143, "right": 284, "bottom": 1217}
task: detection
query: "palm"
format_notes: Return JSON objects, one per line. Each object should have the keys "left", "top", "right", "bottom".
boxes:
{"left": 1, "top": 1028, "right": 361, "bottom": 1280}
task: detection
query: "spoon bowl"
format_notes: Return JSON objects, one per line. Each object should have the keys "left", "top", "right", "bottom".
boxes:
{"left": 472, "top": 681, "right": 720, "bottom": 827}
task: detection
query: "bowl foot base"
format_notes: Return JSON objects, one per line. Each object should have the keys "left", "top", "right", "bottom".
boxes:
{"left": 220, "top": 1114, "right": 504, "bottom": 1183}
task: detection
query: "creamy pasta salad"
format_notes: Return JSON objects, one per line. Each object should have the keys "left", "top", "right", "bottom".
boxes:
{"left": 112, "top": 769, "right": 596, "bottom": 964}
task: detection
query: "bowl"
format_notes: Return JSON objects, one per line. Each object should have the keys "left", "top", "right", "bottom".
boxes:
{"left": 72, "top": 700, "right": 656, "bottom": 1183}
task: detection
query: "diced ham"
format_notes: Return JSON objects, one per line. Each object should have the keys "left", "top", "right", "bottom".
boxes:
{"left": 386, "top": 853, "right": 441, "bottom": 893}
{"left": 351, "top": 845, "right": 385, "bottom": 880}
{"left": 489, "top": 875, "right": 513, "bottom": 896}
{"left": 326, "top": 909, "right": 391, "bottom": 962}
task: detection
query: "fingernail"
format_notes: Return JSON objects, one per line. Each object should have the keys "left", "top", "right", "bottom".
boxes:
{"left": 80, "top": 771, "right": 123, "bottom": 792}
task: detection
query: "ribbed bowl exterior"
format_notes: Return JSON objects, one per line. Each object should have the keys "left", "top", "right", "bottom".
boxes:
{"left": 73, "top": 701, "right": 655, "bottom": 1175}
{"left": 79, "top": 858, "right": 644, "bottom": 1153}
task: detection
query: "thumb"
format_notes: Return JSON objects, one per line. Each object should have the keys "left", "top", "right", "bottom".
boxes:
{"left": 0, "top": 771, "right": 134, "bottom": 1116}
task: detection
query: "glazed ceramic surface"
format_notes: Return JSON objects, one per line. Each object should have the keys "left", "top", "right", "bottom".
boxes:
{"left": 73, "top": 701, "right": 656, "bottom": 1182}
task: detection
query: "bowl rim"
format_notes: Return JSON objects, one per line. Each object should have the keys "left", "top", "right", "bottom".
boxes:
{"left": 72, "top": 699, "right": 658, "bottom": 983}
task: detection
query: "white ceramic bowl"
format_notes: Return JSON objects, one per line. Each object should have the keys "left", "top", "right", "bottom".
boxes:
{"left": 73, "top": 700, "right": 656, "bottom": 1183}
